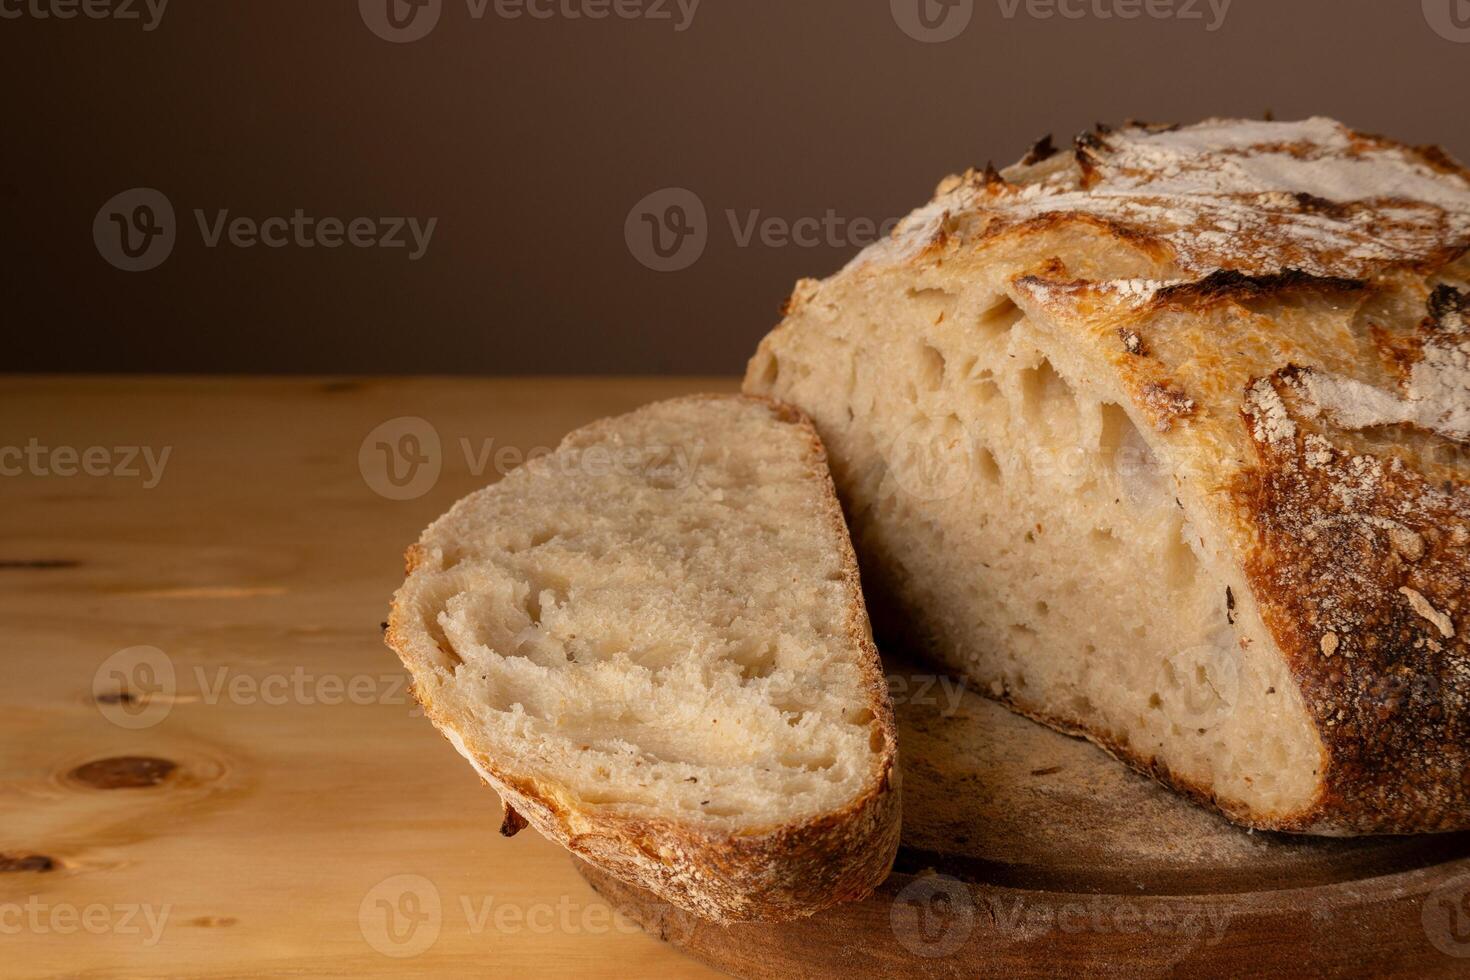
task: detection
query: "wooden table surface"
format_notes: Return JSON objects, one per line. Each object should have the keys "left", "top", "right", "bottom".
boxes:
{"left": 0, "top": 376, "right": 737, "bottom": 979}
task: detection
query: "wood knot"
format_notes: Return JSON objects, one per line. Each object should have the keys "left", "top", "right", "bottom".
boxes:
{"left": 0, "top": 853, "right": 58, "bottom": 873}
{"left": 69, "top": 756, "right": 178, "bottom": 789}
{"left": 187, "top": 916, "right": 238, "bottom": 927}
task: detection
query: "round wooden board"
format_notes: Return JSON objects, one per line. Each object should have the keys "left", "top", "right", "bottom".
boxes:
{"left": 575, "top": 652, "right": 1470, "bottom": 978}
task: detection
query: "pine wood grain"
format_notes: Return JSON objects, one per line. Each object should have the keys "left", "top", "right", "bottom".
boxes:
{"left": 0, "top": 376, "right": 735, "bottom": 979}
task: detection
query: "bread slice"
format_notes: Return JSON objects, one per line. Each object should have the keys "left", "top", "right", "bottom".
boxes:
{"left": 744, "top": 117, "right": 1470, "bottom": 835}
{"left": 385, "top": 394, "right": 899, "bottom": 922}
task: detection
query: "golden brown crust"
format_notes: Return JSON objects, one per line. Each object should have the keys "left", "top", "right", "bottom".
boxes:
{"left": 1231, "top": 369, "right": 1470, "bottom": 834}
{"left": 442, "top": 737, "right": 900, "bottom": 924}
{"left": 384, "top": 394, "right": 900, "bottom": 923}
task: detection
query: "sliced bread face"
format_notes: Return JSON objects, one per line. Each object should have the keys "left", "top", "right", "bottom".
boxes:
{"left": 745, "top": 118, "right": 1470, "bottom": 835}
{"left": 386, "top": 395, "right": 899, "bottom": 922}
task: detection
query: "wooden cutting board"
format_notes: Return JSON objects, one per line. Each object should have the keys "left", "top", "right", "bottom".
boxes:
{"left": 579, "top": 644, "right": 1470, "bottom": 977}
{"left": 3, "top": 377, "right": 1468, "bottom": 978}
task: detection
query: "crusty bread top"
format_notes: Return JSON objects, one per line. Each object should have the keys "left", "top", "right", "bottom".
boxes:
{"left": 775, "top": 115, "right": 1470, "bottom": 833}
{"left": 854, "top": 117, "right": 1470, "bottom": 283}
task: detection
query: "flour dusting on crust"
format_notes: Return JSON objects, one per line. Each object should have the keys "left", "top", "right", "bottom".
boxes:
{"left": 1296, "top": 286, "right": 1470, "bottom": 444}
{"left": 851, "top": 117, "right": 1470, "bottom": 281}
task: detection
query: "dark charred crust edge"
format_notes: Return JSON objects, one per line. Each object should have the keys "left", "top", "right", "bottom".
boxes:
{"left": 1073, "top": 130, "right": 1109, "bottom": 188}
{"left": 1154, "top": 269, "right": 1368, "bottom": 304}
{"left": 1022, "top": 134, "right": 1057, "bottom": 167}
{"left": 1428, "top": 282, "right": 1470, "bottom": 323}
{"left": 500, "top": 804, "right": 530, "bottom": 837}
{"left": 1011, "top": 266, "right": 1370, "bottom": 314}
{"left": 1292, "top": 193, "right": 1351, "bottom": 218}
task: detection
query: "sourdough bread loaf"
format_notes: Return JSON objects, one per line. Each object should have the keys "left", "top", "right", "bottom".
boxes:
{"left": 386, "top": 395, "right": 899, "bottom": 921}
{"left": 744, "top": 117, "right": 1470, "bottom": 835}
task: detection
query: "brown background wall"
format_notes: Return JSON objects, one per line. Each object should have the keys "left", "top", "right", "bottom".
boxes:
{"left": 5, "top": 0, "right": 1468, "bottom": 375}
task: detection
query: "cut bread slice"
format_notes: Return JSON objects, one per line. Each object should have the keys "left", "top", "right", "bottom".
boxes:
{"left": 745, "top": 117, "right": 1470, "bottom": 835}
{"left": 385, "top": 394, "right": 899, "bottom": 922}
